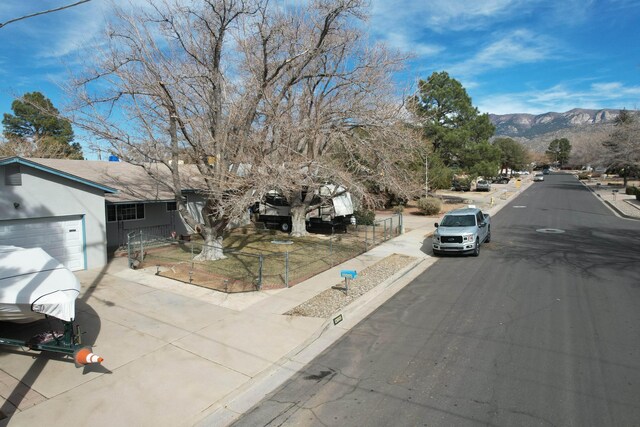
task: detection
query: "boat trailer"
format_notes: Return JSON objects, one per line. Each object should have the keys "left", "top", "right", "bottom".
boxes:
{"left": 0, "top": 320, "right": 103, "bottom": 366}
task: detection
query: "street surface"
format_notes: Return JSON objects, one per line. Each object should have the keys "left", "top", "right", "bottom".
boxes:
{"left": 232, "top": 173, "right": 640, "bottom": 426}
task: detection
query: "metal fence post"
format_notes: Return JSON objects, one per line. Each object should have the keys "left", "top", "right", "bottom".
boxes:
{"left": 258, "top": 255, "right": 263, "bottom": 290}
{"left": 364, "top": 227, "right": 368, "bottom": 252}
{"left": 127, "top": 232, "right": 132, "bottom": 268}
{"left": 285, "top": 252, "right": 289, "bottom": 288}
{"left": 139, "top": 231, "right": 144, "bottom": 262}
{"left": 330, "top": 234, "right": 333, "bottom": 266}
{"left": 190, "top": 242, "right": 194, "bottom": 282}
{"left": 399, "top": 212, "right": 403, "bottom": 234}
{"left": 372, "top": 221, "right": 376, "bottom": 245}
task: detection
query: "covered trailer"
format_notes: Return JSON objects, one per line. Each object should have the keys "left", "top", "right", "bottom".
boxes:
{"left": 254, "top": 185, "right": 355, "bottom": 233}
{"left": 0, "top": 245, "right": 103, "bottom": 366}
{"left": 0, "top": 246, "right": 80, "bottom": 323}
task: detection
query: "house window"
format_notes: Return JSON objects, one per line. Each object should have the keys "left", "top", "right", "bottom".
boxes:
{"left": 4, "top": 164, "right": 22, "bottom": 186}
{"left": 106, "top": 203, "right": 145, "bottom": 222}
{"left": 107, "top": 205, "right": 116, "bottom": 222}
{"left": 166, "top": 201, "right": 177, "bottom": 211}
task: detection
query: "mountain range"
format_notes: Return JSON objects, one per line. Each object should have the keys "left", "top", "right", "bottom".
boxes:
{"left": 489, "top": 108, "right": 622, "bottom": 154}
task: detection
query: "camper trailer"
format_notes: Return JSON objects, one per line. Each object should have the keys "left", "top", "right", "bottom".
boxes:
{"left": 254, "top": 185, "right": 356, "bottom": 232}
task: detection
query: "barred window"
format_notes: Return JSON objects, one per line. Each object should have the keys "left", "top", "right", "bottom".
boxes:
{"left": 106, "top": 203, "right": 145, "bottom": 222}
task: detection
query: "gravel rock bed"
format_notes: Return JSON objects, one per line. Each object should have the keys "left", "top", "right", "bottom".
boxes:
{"left": 285, "top": 254, "right": 417, "bottom": 318}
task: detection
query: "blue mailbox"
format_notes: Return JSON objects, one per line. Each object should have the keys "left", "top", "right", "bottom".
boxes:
{"left": 340, "top": 269, "right": 358, "bottom": 279}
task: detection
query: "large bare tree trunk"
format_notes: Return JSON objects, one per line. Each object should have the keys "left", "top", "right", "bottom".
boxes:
{"left": 289, "top": 205, "right": 307, "bottom": 237}
{"left": 194, "top": 229, "right": 226, "bottom": 261}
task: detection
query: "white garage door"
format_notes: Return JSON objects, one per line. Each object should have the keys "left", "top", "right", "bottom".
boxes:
{"left": 0, "top": 216, "right": 85, "bottom": 271}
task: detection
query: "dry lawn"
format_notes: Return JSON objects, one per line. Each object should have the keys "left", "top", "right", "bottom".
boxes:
{"left": 140, "top": 227, "right": 374, "bottom": 292}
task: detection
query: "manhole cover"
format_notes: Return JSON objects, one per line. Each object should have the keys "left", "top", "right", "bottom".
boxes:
{"left": 536, "top": 228, "right": 565, "bottom": 234}
{"left": 271, "top": 240, "right": 293, "bottom": 244}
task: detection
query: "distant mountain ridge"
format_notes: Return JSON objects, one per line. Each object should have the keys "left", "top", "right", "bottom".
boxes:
{"left": 489, "top": 108, "right": 624, "bottom": 153}
{"left": 489, "top": 108, "right": 620, "bottom": 138}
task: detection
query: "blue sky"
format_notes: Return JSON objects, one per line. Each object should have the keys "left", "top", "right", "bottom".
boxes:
{"left": 1, "top": 0, "right": 639, "bottom": 133}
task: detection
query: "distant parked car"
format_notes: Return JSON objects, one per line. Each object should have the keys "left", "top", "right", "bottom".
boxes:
{"left": 476, "top": 180, "right": 491, "bottom": 191}
{"left": 543, "top": 169, "right": 550, "bottom": 175}
{"left": 492, "top": 176, "right": 510, "bottom": 184}
{"left": 452, "top": 180, "right": 471, "bottom": 191}
{"left": 533, "top": 173, "right": 544, "bottom": 182}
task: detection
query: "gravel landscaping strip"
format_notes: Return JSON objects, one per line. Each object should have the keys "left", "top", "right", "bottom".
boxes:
{"left": 285, "top": 254, "right": 417, "bottom": 318}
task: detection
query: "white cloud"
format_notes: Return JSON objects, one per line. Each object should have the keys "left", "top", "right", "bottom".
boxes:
{"left": 38, "top": 1, "right": 115, "bottom": 60}
{"left": 477, "top": 81, "right": 640, "bottom": 114}
{"left": 384, "top": 32, "right": 444, "bottom": 57}
{"left": 448, "top": 29, "right": 556, "bottom": 78}
{"left": 371, "top": 0, "right": 545, "bottom": 34}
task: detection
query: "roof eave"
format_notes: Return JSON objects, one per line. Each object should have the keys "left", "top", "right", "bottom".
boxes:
{"left": 0, "top": 157, "right": 118, "bottom": 194}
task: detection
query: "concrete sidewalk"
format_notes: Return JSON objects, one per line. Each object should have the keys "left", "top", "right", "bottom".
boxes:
{"left": 5, "top": 175, "right": 603, "bottom": 427}
{"left": 583, "top": 180, "right": 640, "bottom": 219}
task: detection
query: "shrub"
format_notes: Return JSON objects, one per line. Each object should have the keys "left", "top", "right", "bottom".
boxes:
{"left": 578, "top": 173, "right": 590, "bottom": 180}
{"left": 625, "top": 186, "right": 638, "bottom": 195}
{"left": 416, "top": 197, "right": 442, "bottom": 215}
{"left": 392, "top": 204, "right": 405, "bottom": 214}
{"left": 353, "top": 209, "right": 375, "bottom": 226}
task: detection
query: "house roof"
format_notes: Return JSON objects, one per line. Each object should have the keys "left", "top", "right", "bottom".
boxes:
{"left": 0, "top": 157, "right": 118, "bottom": 194}
{"left": 17, "top": 157, "right": 204, "bottom": 203}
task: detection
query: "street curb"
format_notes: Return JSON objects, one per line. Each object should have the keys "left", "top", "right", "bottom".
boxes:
{"left": 580, "top": 180, "right": 640, "bottom": 221}
{"left": 193, "top": 255, "right": 433, "bottom": 427}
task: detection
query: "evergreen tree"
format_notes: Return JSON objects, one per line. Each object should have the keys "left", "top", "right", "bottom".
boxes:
{"left": 494, "top": 137, "right": 529, "bottom": 173}
{"left": 409, "top": 71, "right": 495, "bottom": 167}
{"left": 2, "top": 91, "right": 83, "bottom": 159}
{"left": 545, "top": 138, "right": 571, "bottom": 167}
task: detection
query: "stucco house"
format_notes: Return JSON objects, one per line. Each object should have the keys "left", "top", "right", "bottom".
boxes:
{"left": 0, "top": 156, "right": 196, "bottom": 270}
{"left": 0, "top": 157, "right": 116, "bottom": 270}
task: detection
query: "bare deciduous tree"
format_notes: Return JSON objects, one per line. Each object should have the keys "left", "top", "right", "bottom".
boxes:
{"left": 238, "top": 1, "right": 422, "bottom": 235}
{"left": 68, "top": 0, "right": 421, "bottom": 259}
{"left": 602, "top": 110, "right": 640, "bottom": 186}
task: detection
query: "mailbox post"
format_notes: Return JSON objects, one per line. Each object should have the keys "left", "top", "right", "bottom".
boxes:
{"left": 335, "top": 269, "right": 357, "bottom": 294}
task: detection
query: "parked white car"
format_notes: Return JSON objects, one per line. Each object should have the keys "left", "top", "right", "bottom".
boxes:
{"left": 475, "top": 180, "right": 491, "bottom": 191}
{"left": 533, "top": 173, "right": 544, "bottom": 182}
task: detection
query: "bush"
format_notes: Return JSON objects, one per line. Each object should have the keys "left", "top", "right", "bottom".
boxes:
{"left": 416, "top": 197, "right": 442, "bottom": 215}
{"left": 625, "top": 186, "right": 638, "bottom": 195}
{"left": 578, "top": 173, "right": 590, "bottom": 180}
{"left": 353, "top": 209, "right": 375, "bottom": 226}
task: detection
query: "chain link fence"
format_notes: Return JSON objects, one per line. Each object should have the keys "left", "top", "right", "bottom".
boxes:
{"left": 127, "top": 214, "right": 402, "bottom": 293}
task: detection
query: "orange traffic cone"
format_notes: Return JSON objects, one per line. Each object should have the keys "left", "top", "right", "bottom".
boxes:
{"left": 74, "top": 347, "right": 104, "bottom": 366}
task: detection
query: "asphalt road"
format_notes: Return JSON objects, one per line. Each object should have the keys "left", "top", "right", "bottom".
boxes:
{"left": 233, "top": 173, "right": 640, "bottom": 427}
